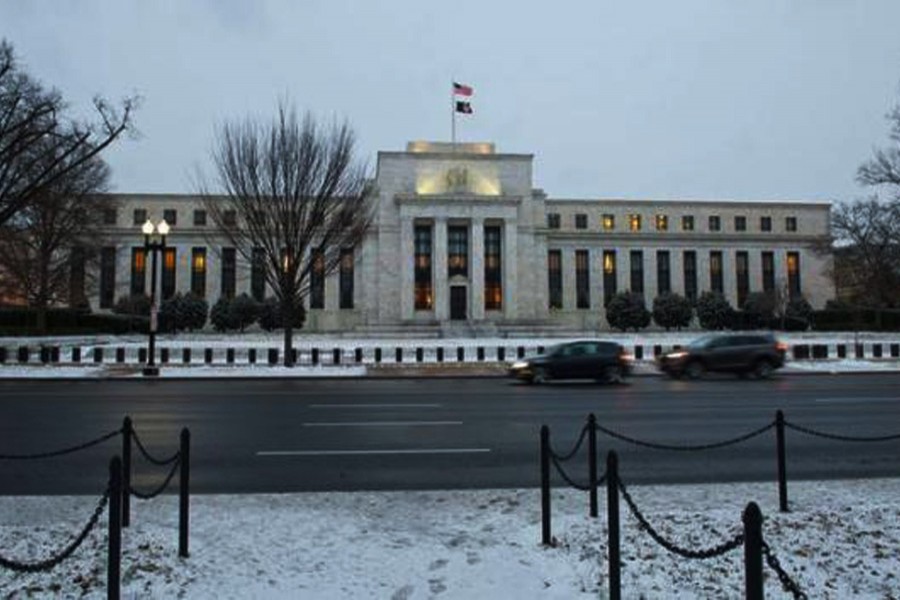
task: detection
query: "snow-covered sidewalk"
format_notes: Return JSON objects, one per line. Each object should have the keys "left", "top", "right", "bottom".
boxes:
{"left": 1, "top": 479, "right": 898, "bottom": 598}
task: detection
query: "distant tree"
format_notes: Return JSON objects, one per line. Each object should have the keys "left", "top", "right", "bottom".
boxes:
{"left": 182, "top": 294, "right": 208, "bottom": 331}
{"left": 785, "top": 295, "right": 814, "bottom": 331}
{"left": 230, "top": 293, "right": 259, "bottom": 332}
{"left": 696, "top": 291, "right": 734, "bottom": 330}
{"left": 606, "top": 291, "right": 651, "bottom": 332}
{"left": 651, "top": 292, "right": 693, "bottom": 331}
{"left": 257, "top": 296, "right": 306, "bottom": 332}
{"left": 198, "top": 102, "right": 371, "bottom": 365}
{"left": 158, "top": 293, "right": 207, "bottom": 333}
{"left": 741, "top": 292, "right": 777, "bottom": 330}
{"left": 113, "top": 294, "right": 151, "bottom": 316}
{"left": 210, "top": 297, "right": 236, "bottom": 332}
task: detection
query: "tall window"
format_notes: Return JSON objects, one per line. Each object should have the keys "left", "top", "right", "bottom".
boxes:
{"left": 548, "top": 250, "right": 562, "bottom": 309}
{"left": 761, "top": 251, "right": 775, "bottom": 293}
{"left": 683, "top": 250, "right": 697, "bottom": 302}
{"left": 655, "top": 215, "right": 668, "bottom": 231}
{"left": 629, "top": 214, "right": 642, "bottom": 231}
{"left": 547, "top": 213, "right": 560, "bottom": 229}
{"left": 575, "top": 214, "right": 588, "bottom": 229}
{"left": 760, "top": 216, "right": 772, "bottom": 232}
{"left": 657, "top": 250, "right": 670, "bottom": 296}
{"left": 736, "top": 251, "right": 749, "bottom": 308}
{"left": 602, "top": 214, "right": 615, "bottom": 230}
{"left": 630, "top": 250, "right": 644, "bottom": 295}
{"left": 414, "top": 225, "right": 433, "bottom": 310}
{"left": 251, "top": 247, "right": 265, "bottom": 301}
{"left": 576, "top": 250, "right": 590, "bottom": 309}
{"left": 734, "top": 216, "right": 746, "bottom": 232}
{"left": 709, "top": 215, "right": 721, "bottom": 232}
{"left": 448, "top": 225, "right": 468, "bottom": 277}
{"left": 163, "top": 209, "right": 177, "bottom": 226}
{"left": 130, "top": 247, "right": 146, "bottom": 295}
{"left": 162, "top": 248, "right": 176, "bottom": 300}
{"left": 682, "top": 215, "right": 694, "bottom": 231}
{"left": 69, "top": 247, "right": 86, "bottom": 307}
{"left": 787, "top": 252, "right": 801, "bottom": 298}
{"left": 603, "top": 250, "right": 617, "bottom": 305}
{"left": 785, "top": 216, "right": 798, "bottom": 232}
{"left": 191, "top": 247, "right": 206, "bottom": 297}
{"left": 310, "top": 248, "right": 325, "bottom": 309}
{"left": 100, "top": 247, "right": 116, "bottom": 309}
{"left": 710, "top": 250, "right": 723, "bottom": 294}
{"left": 340, "top": 248, "right": 354, "bottom": 309}
{"left": 221, "top": 247, "right": 236, "bottom": 299}
{"left": 484, "top": 226, "right": 502, "bottom": 310}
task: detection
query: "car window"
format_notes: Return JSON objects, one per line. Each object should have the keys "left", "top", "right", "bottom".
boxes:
{"left": 688, "top": 334, "right": 717, "bottom": 349}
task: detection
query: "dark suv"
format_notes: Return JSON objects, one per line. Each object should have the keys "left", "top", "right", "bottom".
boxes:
{"left": 657, "top": 333, "right": 787, "bottom": 379}
{"left": 508, "top": 340, "right": 633, "bottom": 384}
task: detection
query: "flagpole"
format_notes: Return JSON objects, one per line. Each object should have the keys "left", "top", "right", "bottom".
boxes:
{"left": 451, "top": 80, "right": 456, "bottom": 150}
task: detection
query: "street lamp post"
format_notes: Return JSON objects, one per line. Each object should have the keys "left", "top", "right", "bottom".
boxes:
{"left": 142, "top": 219, "right": 170, "bottom": 376}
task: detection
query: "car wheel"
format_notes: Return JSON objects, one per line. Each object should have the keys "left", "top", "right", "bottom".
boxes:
{"left": 603, "top": 365, "right": 624, "bottom": 384}
{"left": 753, "top": 360, "right": 774, "bottom": 379}
{"left": 532, "top": 367, "right": 548, "bottom": 385}
{"left": 685, "top": 361, "right": 705, "bottom": 380}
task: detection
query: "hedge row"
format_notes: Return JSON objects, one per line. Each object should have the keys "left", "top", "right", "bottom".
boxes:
{"left": 0, "top": 308, "right": 148, "bottom": 335}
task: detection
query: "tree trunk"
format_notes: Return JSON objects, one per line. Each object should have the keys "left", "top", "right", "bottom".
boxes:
{"left": 283, "top": 302, "right": 294, "bottom": 367}
{"left": 36, "top": 305, "right": 48, "bottom": 334}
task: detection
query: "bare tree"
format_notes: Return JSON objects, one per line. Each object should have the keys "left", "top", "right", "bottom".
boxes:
{"left": 0, "top": 136, "right": 114, "bottom": 330}
{"left": 199, "top": 103, "right": 372, "bottom": 365}
{"left": 858, "top": 105, "right": 900, "bottom": 193}
{"left": 0, "top": 39, "right": 136, "bottom": 227}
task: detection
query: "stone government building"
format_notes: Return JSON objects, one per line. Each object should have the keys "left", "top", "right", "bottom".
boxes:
{"left": 94, "top": 141, "right": 834, "bottom": 334}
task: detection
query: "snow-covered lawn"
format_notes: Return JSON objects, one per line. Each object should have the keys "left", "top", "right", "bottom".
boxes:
{"left": 1, "top": 479, "right": 898, "bottom": 598}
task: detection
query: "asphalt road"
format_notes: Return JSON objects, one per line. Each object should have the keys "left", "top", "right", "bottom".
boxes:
{"left": 0, "top": 373, "right": 898, "bottom": 495}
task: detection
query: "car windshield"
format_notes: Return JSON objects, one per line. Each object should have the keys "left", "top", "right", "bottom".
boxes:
{"left": 688, "top": 334, "right": 720, "bottom": 349}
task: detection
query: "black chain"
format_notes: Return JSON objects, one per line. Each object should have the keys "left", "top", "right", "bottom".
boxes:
{"left": 130, "top": 455, "right": 181, "bottom": 499}
{"left": 550, "top": 424, "right": 589, "bottom": 461}
{"left": 132, "top": 430, "right": 180, "bottom": 466}
{"left": 549, "top": 452, "right": 606, "bottom": 491}
{"left": 0, "top": 429, "right": 121, "bottom": 460}
{"left": 0, "top": 486, "right": 110, "bottom": 573}
{"left": 618, "top": 478, "right": 744, "bottom": 559}
{"left": 762, "top": 540, "right": 808, "bottom": 600}
{"left": 594, "top": 421, "right": 774, "bottom": 452}
{"left": 784, "top": 420, "right": 900, "bottom": 443}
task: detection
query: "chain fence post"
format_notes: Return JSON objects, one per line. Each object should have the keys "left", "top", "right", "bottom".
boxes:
{"left": 121, "top": 417, "right": 132, "bottom": 528}
{"left": 606, "top": 450, "right": 621, "bottom": 600}
{"left": 588, "top": 413, "right": 598, "bottom": 518}
{"left": 776, "top": 410, "right": 788, "bottom": 512}
{"left": 743, "top": 501, "right": 763, "bottom": 600}
{"left": 179, "top": 427, "right": 190, "bottom": 558}
{"left": 108, "top": 456, "right": 122, "bottom": 600}
{"left": 540, "top": 425, "right": 551, "bottom": 546}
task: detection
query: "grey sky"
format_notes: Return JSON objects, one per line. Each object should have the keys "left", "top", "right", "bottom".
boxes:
{"left": 3, "top": 0, "right": 900, "bottom": 202}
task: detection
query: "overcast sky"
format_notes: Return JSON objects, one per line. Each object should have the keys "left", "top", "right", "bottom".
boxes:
{"left": 3, "top": 0, "right": 900, "bottom": 202}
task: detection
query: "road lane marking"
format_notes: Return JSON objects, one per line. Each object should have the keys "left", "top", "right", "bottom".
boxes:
{"left": 303, "top": 421, "right": 462, "bottom": 427}
{"left": 814, "top": 397, "right": 898, "bottom": 404}
{"left": 256, "top": 448, "right": 491, "bottom": 456}
{"left": 308, "top": 403, "right": 443, "bottom": 408}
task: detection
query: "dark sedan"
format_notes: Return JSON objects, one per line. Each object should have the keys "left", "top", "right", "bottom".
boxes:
{"left": 508, "top": 340, "right": 633, "bottom": 384}
{"left": 657, "top": 332, "right": 787, "bottom": 379}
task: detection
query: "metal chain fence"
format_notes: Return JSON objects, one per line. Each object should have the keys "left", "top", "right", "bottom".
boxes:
{"left": 130, "top": 456, "right": 182, "bottom": 500}
{"left": 0, "top": 429, "right": 121, "bottom": 460}
{"left": 762, "top": 541, "right": 808, "bottom": 599}
{"left": 784, "top": 420, "right": 900, "bottom": 443}
{"left": 0, "top": 486, "right": 110, "bottom": 573}
{"left": 595, "top": 421, "right": 775, "bottom": 452}
{"left": 550, "top": 424, "right": 589, "bottom": 461}
{"left": 132, "top": 430, "right": 180, "bottom": 466}
{"left": 618, "top": 478, "right": 745, "bottom": 560}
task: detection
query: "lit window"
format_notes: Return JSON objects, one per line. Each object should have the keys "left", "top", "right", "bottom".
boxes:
{"left": 629, "top": 214, "right": 641, "bottom": 231}
{"left": 682, "top": 215, "right": 694, "bottom": 231}
{"left": 603, "top": 252, "right": 615, "bottom": 274}
{"left": 655, "top": 215, "right": 668, "bottom": 231}
{"left": 602, "top": 214, "right": 615, "bottom": 230}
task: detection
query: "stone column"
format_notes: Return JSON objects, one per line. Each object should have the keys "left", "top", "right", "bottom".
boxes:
{"left": 562, "top": 247, "right": 576, "bottom": 311}
{"left": 471, "top": 219, "right": 485, "bottom": 320}
{"left": 400, "top": 217, "right": 414, "bottom": 321}
{"left": 503, "top": 221, "right": 518, "bottom": 319}
{"left": 434, "top": 217, "right": 448, "bottom": 321}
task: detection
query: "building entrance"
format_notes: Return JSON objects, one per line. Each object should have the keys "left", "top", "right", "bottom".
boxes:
{"left": 450, "top": 286, "right": 467, "bottom": 320}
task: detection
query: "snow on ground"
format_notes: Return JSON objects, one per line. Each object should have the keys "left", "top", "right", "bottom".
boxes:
{"left": 1, "top": 479, "right": 898, "bottom": 598}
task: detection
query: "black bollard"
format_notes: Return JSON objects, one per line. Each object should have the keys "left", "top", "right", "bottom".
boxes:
{"left": 776, "top": 410, "right": 788, "bottom": 512}
{"left": 108, "top": 456, "right": 122, "bottom": 600}
{"left": 179, "top": 428, "right": 191, "bottom": 558}
{"left": 743, "top": 502, "right": 763, "bottom": 600}
{"left": 122, "top": 417, "right": 132, "bottom": 528}
{"left": 607, "top": 451, "right": 621, "bottom": 600}
{"left": 588, "top": 414, "right": 598, "bottom": 518}
{"left": 540, "top": 425, "right": 551, "bottom": 546}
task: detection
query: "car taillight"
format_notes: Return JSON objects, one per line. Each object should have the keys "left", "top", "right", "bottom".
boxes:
{"left": 775, "top": 342, "right": 788, "bottom": 353}
{"left": 619, "top": 350, "right": 634, "bottom": 362}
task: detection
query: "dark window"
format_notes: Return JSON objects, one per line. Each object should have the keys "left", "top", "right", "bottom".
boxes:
{"left": 484, "top": 226, "right": 502, "bottom": 310}
{"left": 414, "top": 225, "right": 433, "bottom": 310}
{"left": 547, "top": 213, "right": 560, "bottom": 229}
{"left": 191, "top": 247, "right": 206, "bottom": 297}
{"left": 448, "top": 225, "right": 468, "bottom": 278}
{"left": 576, "top": 249, "right": 590, "bottom": 309}
{"left": 103, "top": 208, "right": 117, "bottom": 225}
{"left": 710, "top": 250, "right": 723, "bottom": 294}
{"left": 548, "top": 250, "right": 562, "bottom": 309}
{"left": 735, "top": 216, "right": 746, "bottom": 232}
{"left": 340, "top": 248, "right": 354, "bottom": 309}
{"left": 657, "top": 250, "right": 670, "bottom": 296}
{"left": 99, "top": 247, "right": 116, "bottom": 309}
{"left": 130, "top": 247, "right": 146, "bottom": 296}
{"left": 709, "top": 215, "right": 721, "bottom": 232}
{"left": 602, "top": 214, "right": 615, "bottom": 230}
{"left": 603, "top": 250, "right": 617, "bottom": 305}
{"left": 161, "top": 248, "right": 176, "bottom": 300}
{"left": 575, "top": 214, "right": 588, "bottom": 229}
{"left": 69, "top": 247, "right": 86, "bottom": 307}
{"left": 193, "top": 210, "right": 207, "bottom": 226}
{"left": 133, "top": 209, "right": 147, "bottom": 226}
{"left": 682, "top": 215, "right": 694, "bottom": 231}
{"left": 683, "top": 250, "right": 697, "bottom": 302}
{"left": 310, "top": 248, "right": 325, "bottom": 309}
{"left": 221, "top": 247, "right": 236, "bottom": 299}
{"left": 630, "top": 250, "right": 643, "bottom": 295}
{"left": 655, "top": 215, "right": 668, "bottom": 231}
{"left": 223, "top": 210, "right": 237, "bottom": 227}
{"left": 736, "top": 251, "right": 749, "bottom": 308}
{"left": 163, "top": 209, "right": 177, "bottom": 226}
{"left": 251, "top": 247, "right": 265, "bottom": 301}
{"left": 762, "top": 251, "right": 775, "bottom": 293}
{"left": 786, "top": 216, "right": 797, "bottom": 232}
{"left": 787, "top": 252, "right": 801, "bottom": 298}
